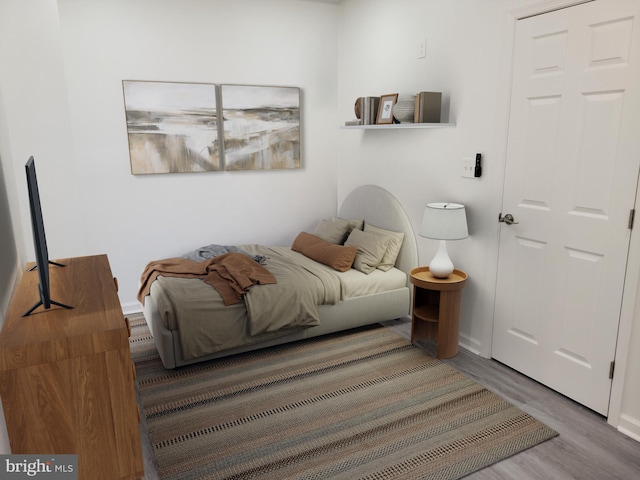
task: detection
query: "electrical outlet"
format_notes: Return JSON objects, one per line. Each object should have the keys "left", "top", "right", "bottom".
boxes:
{"left": 461, "top": 158, "right": 475, "bottom": 178}
{"left": 418, "top": 38, "right": 426, "bottom": 59}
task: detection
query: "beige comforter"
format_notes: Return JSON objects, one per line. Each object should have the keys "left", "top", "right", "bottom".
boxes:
{"left": 148, "top": 245, "right": 341, "bottom": 359}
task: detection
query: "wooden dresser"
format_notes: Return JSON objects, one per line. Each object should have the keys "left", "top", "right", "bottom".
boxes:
{"left": 0, "top": 255, "right": 144, "bottom": 480}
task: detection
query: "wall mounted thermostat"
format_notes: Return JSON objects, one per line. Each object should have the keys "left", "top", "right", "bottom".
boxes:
{"left": 474, "top": 153, "right": 482, "bottom": 177}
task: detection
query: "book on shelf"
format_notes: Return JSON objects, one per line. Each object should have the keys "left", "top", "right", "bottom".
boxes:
{"left": 355, "top": 96, "right": 380, "bottom": 125}
{"left": 414, "top": 92, "right": 442, "bottom": 123}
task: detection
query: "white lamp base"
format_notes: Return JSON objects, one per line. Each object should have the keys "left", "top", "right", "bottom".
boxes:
{"left": 429, "top": 240, "right": 454, "bottom": 278}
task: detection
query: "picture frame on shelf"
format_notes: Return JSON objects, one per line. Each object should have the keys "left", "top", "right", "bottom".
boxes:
{"left": 376, "top": 93, "right": 398, "bottom": 124}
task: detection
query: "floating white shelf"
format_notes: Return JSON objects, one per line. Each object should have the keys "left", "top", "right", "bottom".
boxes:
{"left": 340, "top": 122, "right": 455, "bottom": 129}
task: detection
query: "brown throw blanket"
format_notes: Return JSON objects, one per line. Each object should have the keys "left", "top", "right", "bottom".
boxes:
{"left": 137, "top": 253, "right": 276, "bottom": 305}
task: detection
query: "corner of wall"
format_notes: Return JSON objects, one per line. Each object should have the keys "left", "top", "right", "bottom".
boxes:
{"left": 618, "top": 414, "right": 640, "bottom": 442}
{"left": 0, "top": 261, "right": 19, "bottom": 330}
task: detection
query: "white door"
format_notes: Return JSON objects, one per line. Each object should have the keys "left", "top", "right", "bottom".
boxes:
{"left": 493, "top": 0, "right": 640, "bottom": 416}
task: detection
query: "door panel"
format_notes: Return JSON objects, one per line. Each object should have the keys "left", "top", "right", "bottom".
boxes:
{"left": 493, "top": 0, "right": 640, "bottom": 415}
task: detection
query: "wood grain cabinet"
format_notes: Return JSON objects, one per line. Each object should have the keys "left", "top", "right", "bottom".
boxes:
{"left": 0, "top": 255, "right": 144, "bottom": 480}
{"left": 410, "top": 266, "right": 468, "bottom": 359}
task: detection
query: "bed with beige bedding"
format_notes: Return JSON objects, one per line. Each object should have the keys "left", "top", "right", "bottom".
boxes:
{"left": 141, "top": 185, "right": 418, "bottom": 368}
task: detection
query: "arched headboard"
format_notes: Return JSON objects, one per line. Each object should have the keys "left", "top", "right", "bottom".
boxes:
{"left": 338, "top": 185, "right": 418, "bottom": 283}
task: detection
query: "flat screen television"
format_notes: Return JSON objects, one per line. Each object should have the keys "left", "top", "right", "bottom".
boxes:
{"left": 23, "top": 156, "right": 72, "bottom": 316}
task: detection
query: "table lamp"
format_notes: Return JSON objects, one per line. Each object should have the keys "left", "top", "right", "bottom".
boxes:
{"left": 419, "top": 203, "right": 468, "bottom": 278}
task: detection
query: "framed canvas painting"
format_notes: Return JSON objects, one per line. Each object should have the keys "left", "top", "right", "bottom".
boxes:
{"left": 220, "top": 84, "right": 301, "bottom": 171}
{"left": 122, "top": 80, "right": 221, "bottom": 174}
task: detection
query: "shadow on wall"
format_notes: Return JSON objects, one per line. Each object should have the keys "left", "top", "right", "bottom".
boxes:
{"left": 0, "top": 153, "right": 18, "bottom": 319}
{"left": 0, "top": 153, "right": 18, "bottom": 454}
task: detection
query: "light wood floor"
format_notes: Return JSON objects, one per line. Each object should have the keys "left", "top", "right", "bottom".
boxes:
{"left": 139, "top": 318, "right": 640, "bottom": 479}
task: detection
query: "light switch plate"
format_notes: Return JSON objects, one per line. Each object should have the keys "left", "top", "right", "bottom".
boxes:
{"left": 461, "top": 158, "right": 475, "bottom": 178}
{"left": 418, "top": 38, "right": 426, "bottom": 59}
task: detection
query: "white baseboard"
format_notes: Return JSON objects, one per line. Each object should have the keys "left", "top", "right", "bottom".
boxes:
{"left": 618, "top": 414, "right": 640, "bottom": 443}
{"left": 122, "top": 301, "right": 143, "bottom": 316}
{"left": 459, "top": 332, "right": 482, "bottom": 356}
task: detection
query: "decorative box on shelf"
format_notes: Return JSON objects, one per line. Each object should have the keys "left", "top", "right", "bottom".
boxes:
{"left": 414, "top": 91, "right": 442, "bottom": 123}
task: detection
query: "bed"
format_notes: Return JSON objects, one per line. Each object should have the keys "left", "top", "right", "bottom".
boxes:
{"left": 141, "top": 185, "right": 419, "bottom": 369}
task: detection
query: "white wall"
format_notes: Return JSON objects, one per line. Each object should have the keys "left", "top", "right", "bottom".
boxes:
{"left": 338, "top": 0, "right": 533, "bottom": 355}
{"left": 0, "top": 0, "right": 341, "bottom": 313}
{"left": 337, "top": 0, "right": 640, "bottom": 438}
{"left": 0, "top": 0, "right": 84, "bottom": 267}
{"left": 1, "top": 0, "right": 638, "bottom": 441}
{"left": 619, "top": 280, "right": 640, "bottom": 441}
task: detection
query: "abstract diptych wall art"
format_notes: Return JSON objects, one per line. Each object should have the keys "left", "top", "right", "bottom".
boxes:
{"left": 122, "top": 81, "right": 301, "bottom": 174}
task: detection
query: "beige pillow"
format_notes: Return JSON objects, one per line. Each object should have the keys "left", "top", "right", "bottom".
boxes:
{"left": 334, "top": 217, "right": 364, "bottom": 241}
{"left": 364, "top": 224, "right": 405, "bottom": 271}
{"left": 344, "top": 228, "right": 390, "bottom": 274}
{"left": 313, "top": 218, "right": 351, "bottom": 244}
{"left": 292, "top": 232, "right": 357, "bottom": 272}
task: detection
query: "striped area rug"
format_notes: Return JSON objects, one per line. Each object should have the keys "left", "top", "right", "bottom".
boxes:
{"left": 129, "top": 315, "right": 557, "bottom": 480}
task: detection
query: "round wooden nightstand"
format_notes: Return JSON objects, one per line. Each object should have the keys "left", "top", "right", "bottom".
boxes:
{"left": 409, "top": 266, "right": 468, "bottom": 358}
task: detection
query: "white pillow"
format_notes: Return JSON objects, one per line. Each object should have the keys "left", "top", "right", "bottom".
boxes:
{"left": 364, "top": 224, "right": 405, "bottom": 271}
{"left": 345, "top": 228, "right": 390, "bottom": 274}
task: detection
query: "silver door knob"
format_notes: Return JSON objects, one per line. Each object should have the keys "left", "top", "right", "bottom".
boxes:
{"left": 498, "top": 213, "right": 519, "bottom": 225}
